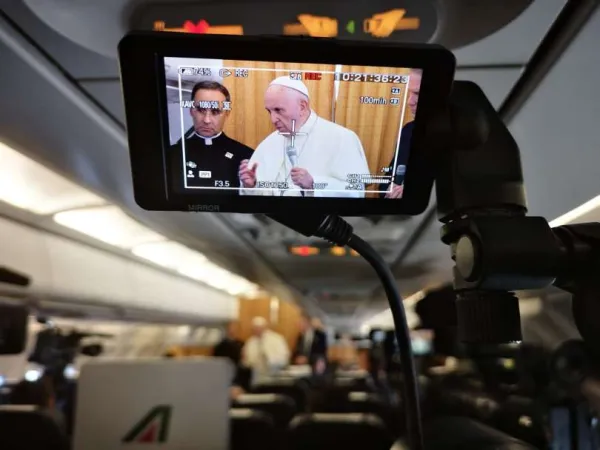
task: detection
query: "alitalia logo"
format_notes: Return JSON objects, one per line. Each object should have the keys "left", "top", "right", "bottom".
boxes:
{"left": 122, "top": 405, "right": 172, "bottom": 443}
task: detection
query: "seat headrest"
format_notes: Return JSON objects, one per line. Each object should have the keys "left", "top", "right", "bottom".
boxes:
{"left": 229, "top": 408, "right": 256, "bottom": 419}
{"left": 348, "top": 392, "right": 373, "bottom": 402}
{"left": 235, "top": 393, "right": 292, "bottom": 405}
{"left": 0, "top": 405, "right": 39, "bottom": 413}
{"left": 290, "top": 413, "right": 385, "bottom": 429}
{"left": 336, "top": 369, "right": 367, "bottom": 378}
{"left": 420, "top": 416, "right": 538, "bottom": 450}
{"left": 255, "top": 378, "right": 297, "bottom": 387}
{"left": 229, "top": 408, "right": 272, "bottom": 423}
{"left": 334, "top": 377, "right": 364, "bottom": 387}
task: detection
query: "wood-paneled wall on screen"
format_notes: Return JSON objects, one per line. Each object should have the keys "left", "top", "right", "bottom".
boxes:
{"left": 222, "top": 61, "right": 415, "bottom": 197}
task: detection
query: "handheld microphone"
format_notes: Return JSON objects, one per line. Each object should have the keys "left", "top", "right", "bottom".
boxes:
{"left": 395, "top": 165, "right": 406, "bottom": 184}
{"left": 287, "top": 146, "right": 298, "bottom": 167}
{"left": 286, "top": 118, "right": 299, "bottom": 167}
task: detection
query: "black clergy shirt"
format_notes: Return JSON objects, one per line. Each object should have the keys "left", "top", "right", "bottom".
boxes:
{"left": 377, "top": 120, "right": 414, "bottom": 197}
{"left": 170, "top": 132, "right": 254, "bottom": 192}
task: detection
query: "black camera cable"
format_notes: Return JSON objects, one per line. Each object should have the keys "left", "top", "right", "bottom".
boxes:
{"left": 267, "top": 213, "right": 424, "bottom": 450}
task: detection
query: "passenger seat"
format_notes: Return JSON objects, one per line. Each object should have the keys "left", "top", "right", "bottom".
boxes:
{"left": 391, "top": 416, "right": 538, "bottom": 450}
{"left": 229, "top": 408, "right": 277, "bottom": 450}
{"left": 0, "top": 405, "right": 70, "bottom": 450}
{"left": 288, "top": 413, "right": 393, "bottom": 450}
{"left": 346, "top": 391, "right": 403, "bottom": 436}
{"left": 252, "top": 377, "right": 310, "bottom": 412}
{"left": 232, "top": 393, "right": 296, "bottom": 429}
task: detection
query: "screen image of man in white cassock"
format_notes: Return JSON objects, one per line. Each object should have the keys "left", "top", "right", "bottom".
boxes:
{"left": 242, "top": 317, "right": 290, "bottom": 380}
{"left": 239, "top": 76, "right": 371, "bottom": 197}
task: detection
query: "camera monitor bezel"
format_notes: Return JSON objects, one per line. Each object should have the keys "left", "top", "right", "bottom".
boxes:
{"left": 119, "top": 32, "right": 455, "bottom": 215}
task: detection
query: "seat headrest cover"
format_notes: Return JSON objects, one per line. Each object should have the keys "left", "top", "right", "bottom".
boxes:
{"left": 229, "top": 408, "right": 256, "bottom": 419}
{"left": 236, "top": 393, "right": 281, "bottom": 404}
{"left": 290, "top": 413, "right": 385, "bottom": 428}
{"left": 0, "top": 405, "right": 39, "bottom": 413}
{"left": 348, "top": 392, "right": 370, "bottom": 401}
{"left": 229, "top": 408, "right": 274, "bottom": 423}
{"left": 257, "top": 378, "right": 296, "bottom": 386}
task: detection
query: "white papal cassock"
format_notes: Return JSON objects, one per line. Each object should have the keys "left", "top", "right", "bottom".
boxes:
{"left": 243, "top": 329, "right": 290, "bottom": 380}
{"left": 241, "top": 111, "right": 370, "bottom": 197}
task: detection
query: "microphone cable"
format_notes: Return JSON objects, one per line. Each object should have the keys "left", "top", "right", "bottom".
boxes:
{"left": 267, "top": 213, "right": 424, "bottom": 450}
{"left": 346, "top": 233, "right": 423, "bottom": 450}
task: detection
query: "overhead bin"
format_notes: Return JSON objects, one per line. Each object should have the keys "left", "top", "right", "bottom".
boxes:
{"left": 0, "top": 216, "right": 236, "bottom": 322}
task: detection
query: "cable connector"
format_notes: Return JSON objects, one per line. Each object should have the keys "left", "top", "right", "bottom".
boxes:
{"left": 266, "top": 214, "right": 354, "bottom": 246}
{"left": 314, "top": 215, "right": 354, "bottom": 246}
{"left": 267, "top": 213, "right": 424, "bottom": 449}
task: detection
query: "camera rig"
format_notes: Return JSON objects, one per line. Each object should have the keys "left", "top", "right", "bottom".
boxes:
{"left": 436, "top": 80, "right": 600, "bottom": 362}
{"left": 28, "top": 323, "right": 112, "bottom": 383}
{"left": 269, "top": 79, "right": 600, "bottom": 449}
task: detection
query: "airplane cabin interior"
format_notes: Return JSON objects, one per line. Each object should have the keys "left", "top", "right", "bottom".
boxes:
{"left": 0, "top": 0, "right": 599, "bottom": 449}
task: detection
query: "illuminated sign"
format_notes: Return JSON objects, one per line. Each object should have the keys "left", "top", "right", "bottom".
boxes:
{"left": 289, "top": 246, "right": 320, "bottom": 257}
{"left": 363, "top": 9, "right": 420, "bottom": 38}
{"left": 330, "top": 246, "right": 347, "bottom": 257}
{"left": 153, "top": 20, "right": 243, "bottom": 35}
{"left": 132, "top": 1, "right": 436, "bottom": 43}
{"left": 287, "top": 245, "right": 360, "bottom": 257}
{"left": 283, "top": 10, "right": 419, "bottom": 39}
{"left": 283, "top": 14, "right": 338, "bottom": 38}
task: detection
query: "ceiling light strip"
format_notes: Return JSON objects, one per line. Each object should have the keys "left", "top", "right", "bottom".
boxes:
{"left": 549, "top": 194, "right": 600, "bottom": 227}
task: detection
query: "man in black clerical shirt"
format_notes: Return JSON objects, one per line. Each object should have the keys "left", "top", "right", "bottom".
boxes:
{"left": 292, "top": 313, "right": 328, "bottom": 367}
{"left": 170, "top": 81, "right": 253, "bottom": 192}
{"left": 213, "top": 322, "right": 251, "bottom": 391}
{"left": 378, "top": 69, "right": 422, "bottom": 198}
{"left": 213, "top": 322, "right": 243, "bottom": 365}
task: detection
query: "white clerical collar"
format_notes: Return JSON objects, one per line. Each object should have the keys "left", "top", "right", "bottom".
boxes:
{"left": 192, "top": 131, "right": 222, "bottom": 146}
{"left": 298, "top": 111, "right": 317, "bottom": 133}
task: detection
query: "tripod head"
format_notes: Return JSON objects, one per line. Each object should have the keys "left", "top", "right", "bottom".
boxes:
{"left": 435, "top": 81, "right": 600, "bottom": 360}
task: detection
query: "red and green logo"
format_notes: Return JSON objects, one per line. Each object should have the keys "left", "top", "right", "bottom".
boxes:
{"left": 122, "top": 405, "right": 172, "bottom": 443}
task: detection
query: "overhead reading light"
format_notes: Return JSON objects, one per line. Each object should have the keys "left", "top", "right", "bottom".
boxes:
{"left": 0, "top": 142, "right": 105, "bottom": 214}
{"left": 132, "top": 241, "right": 258, "bottom": 296}
{"left": 53, "top": 205, "right": 164, "bottom": 249}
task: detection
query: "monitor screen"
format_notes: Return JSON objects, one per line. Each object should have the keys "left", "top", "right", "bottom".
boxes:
{"left": 163, "top": 57, "right": 422, "bottom": 199}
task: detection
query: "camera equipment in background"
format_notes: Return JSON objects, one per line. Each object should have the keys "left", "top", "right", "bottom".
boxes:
{"left": 433, "top": 80, "right": 600, "bottom": 362}
{"left": 28, "top": 319, "right": 113, "bottom": 379}
{"left": 418, "top": 79, "right": 600, "bottom": 448}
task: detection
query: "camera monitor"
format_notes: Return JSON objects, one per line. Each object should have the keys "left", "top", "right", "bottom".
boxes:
{"left": 119, "top": 33, "right": 455, "bottom": 215}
